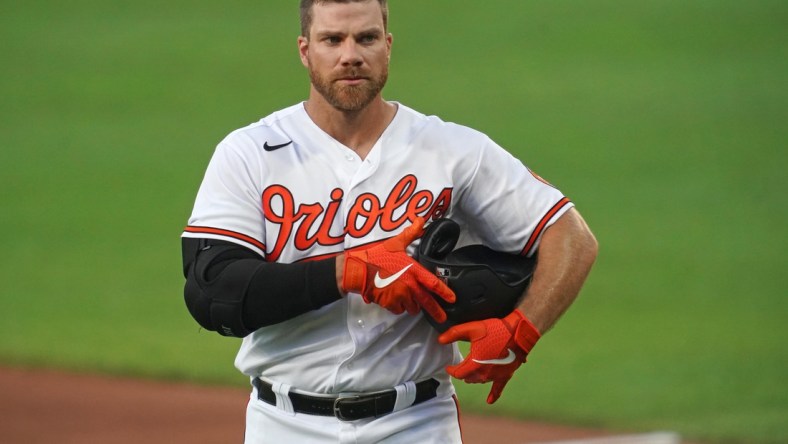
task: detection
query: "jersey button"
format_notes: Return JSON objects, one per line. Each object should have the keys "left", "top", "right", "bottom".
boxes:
{"left": 356, "top": 319, "right": 365, "bottom": 328}
{"left": 345, "top": 154, "right": 355, "bottom": 161}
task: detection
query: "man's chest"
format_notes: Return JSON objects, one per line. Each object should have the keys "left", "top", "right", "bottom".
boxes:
{"left": 259, "top": 162, "right": 455, "bottom": 262}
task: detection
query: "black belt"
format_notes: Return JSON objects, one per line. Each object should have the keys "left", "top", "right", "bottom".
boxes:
{"left": 252, "top": 378, "right": 439, "bottom": 421}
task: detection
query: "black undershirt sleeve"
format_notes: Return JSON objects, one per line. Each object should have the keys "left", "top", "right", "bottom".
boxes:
{"left": 242, "top": 257, "right": 342, "bottom": 329}
{"left": 182, "top": 238, "right": 343, "bottom": 335}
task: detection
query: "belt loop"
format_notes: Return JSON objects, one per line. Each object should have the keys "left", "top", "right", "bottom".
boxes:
{"left": 272, "top": 381, "right": 295, "bottom": 415}
{"left": 392, "top": 381, "right": 417, "bottom": 412}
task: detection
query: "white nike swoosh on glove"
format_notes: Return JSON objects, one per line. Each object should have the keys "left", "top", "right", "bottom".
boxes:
{"left": 472, "top": 349, "right": 516, "bottom": 365}
{"left": 374, "top": 264, "right": 413, "bottom": 288}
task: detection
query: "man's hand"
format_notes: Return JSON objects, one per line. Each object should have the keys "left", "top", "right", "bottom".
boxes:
{"left": 342, "top": 217, "right": 456, "bottom": 322}
{"left": 438, "top": 309, "right": 541, "bottom": 404}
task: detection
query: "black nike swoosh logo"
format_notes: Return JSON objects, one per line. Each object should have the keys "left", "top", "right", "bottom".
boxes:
{"left": 263, "top": 140, "right": 293, "bottom": 151}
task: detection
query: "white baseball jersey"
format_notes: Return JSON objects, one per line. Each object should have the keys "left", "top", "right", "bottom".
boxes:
{"left": 182, "top": 102, "right": 573, "bottom": 397}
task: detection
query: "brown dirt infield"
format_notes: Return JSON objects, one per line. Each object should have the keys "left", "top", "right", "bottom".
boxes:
{"left": 0, "top": 366, "right": 616, "bottom": 443}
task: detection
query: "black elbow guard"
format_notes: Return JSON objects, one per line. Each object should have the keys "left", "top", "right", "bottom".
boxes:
{"left": 182, "top": 238, "right": 259, "bottom": 337}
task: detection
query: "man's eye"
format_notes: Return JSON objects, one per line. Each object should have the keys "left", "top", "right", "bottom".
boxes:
{"left": 360, "top": 35, "right": 377, "bottom": 43}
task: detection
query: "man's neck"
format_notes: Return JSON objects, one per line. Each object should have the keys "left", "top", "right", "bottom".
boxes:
{"left": 304, "top": 91, "right": 397, "bottom": 160}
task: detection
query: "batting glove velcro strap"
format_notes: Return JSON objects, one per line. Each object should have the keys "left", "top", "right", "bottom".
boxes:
{"left": 438, "top": 309, "right": 541, "bottom": 404}
{"left": 342, "top": 217, "right": 456, "bottom": 323}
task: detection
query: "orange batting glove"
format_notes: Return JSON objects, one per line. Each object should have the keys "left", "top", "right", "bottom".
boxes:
{"left": 342, "top": 217, "right": 456, "bottom": 323}
{"left": 438, "top": 309, "right": 541, "bottom": 404}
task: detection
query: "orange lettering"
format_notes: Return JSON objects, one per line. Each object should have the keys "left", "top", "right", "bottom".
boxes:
{"left": 261, "top": 177, "right": 454, "bottom": 260}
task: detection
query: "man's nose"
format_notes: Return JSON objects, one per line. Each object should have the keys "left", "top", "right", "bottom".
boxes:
{"left": 339, "top": 41, "right": 363, "bottom": 66}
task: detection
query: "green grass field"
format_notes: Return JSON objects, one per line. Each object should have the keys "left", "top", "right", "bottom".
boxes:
{"left": 1, "top": 1, "right": 785, "bottom": 443}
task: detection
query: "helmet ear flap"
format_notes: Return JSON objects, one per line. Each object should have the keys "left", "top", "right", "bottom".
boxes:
{"left": 418, "top": 218, "right": 460, "bottom": 260}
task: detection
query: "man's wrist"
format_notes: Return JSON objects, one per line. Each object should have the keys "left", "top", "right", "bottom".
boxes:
{"left": 336, "top": 253, "right": 346, "bottom": 295}
{"left": 510, "top": 309, "right": 541, "bottom": 353}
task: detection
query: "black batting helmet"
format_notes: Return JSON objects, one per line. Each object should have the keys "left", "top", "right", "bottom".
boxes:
{"left": 416, "top": 218, "right": 535, "bottom": 333}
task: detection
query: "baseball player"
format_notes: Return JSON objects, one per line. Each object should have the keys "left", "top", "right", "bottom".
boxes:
{"left": 181, "top": 0, "right": 598, "bottom": 443}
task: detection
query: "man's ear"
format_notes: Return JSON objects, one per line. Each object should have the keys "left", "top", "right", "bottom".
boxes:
{"left": 298, "top": 35, "right": 309, "bottom": 67}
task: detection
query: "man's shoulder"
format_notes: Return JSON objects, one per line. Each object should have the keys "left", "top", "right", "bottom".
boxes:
{"left": 233, "top": 103, "right": 304, "bottom": 134}
{"left": 221, "top": 103, "right": 306, "bottom": 145}
{"left": 395, "top": 103, "right": 490, "bottom": 145}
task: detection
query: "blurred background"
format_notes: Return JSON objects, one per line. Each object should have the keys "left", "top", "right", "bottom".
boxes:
{"left": 0, "top": 1, "right": 785, "bottom": 443}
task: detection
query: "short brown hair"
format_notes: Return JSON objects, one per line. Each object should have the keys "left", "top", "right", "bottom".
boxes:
{"left": 299, "top": 0, "right": 388, "bottom": 37}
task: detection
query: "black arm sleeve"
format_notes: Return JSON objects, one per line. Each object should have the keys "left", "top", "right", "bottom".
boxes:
{"left": 182, "top": 237, "right": 342, "bottom": 337}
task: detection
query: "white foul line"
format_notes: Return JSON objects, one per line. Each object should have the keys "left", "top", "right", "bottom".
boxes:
{"left": 530, "top": 431, "right": 682, "bottom": 444}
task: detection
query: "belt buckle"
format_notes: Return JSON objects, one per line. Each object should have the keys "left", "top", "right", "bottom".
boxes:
{"left": 333, "top": 395, "right": 362, "bottom": 421}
